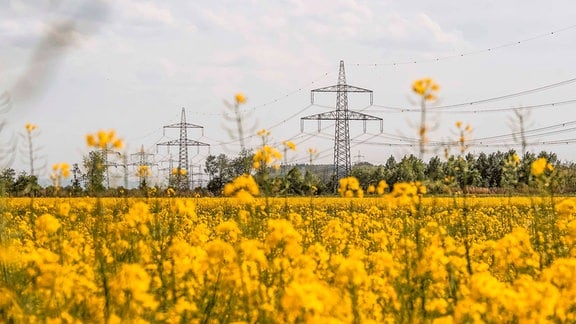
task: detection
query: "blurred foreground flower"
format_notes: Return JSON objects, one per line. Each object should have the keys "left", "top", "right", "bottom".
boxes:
{"left": 338, "top": 176, "right": 363, "bottom": 198}
{"left": 223, "top": 174, "right": 260, "bottom": 203}
{"left": 235, "top": 93, "right": 247, "bottom": 104}
{"left": 50, "top": 162, "right": 70, "bottom": 191}
{"left": 25, "top": 123, "right": 37, "bottom": 133}
{"left": 86, "top": 129, "right": 123, "bottom": 150}
{"left": 412, "top": 78, "right": 440, "bottom": 159}
{"left": 171, "top": 168, "right": 187, "bottom": 176}
{"left": 531, "top": 157, "right": 554, "bottom": 177}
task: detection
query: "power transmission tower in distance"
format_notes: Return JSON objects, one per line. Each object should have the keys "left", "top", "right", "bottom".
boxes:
{"left": 101, "top": 149, "right": 121, "bottom": 189}
{"left": 189, "top": 164, "right": 205, "bottom": 190}
{"left": 158, "top": 154, "right": 177, "bottom": 188}
{"left": 157, "top": 108, "right": 209, "bottom": 192}
{"left": 130, "top": 145, "right": 156, "bottom": 188}
{"left": 354, "top": 150, "right": 365, "bottom": 165}
{"left": 301, "top": 60, "right": 382, "bottom": 191}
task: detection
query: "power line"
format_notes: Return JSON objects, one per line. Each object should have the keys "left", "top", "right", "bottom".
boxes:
{"left": 357, "top": 119, "right": 576, "bottom": 146}
{"left": 369, "top": 99, "right": 576, "bottom": 114}
{"left": 351, "top": 138, "right": 576, "bottom": 148}
{"left": 435, "top": 78, "right": 576, "bottom": 109}
{"left": 351, "top": 24, "right": 576, "bottom": 66}
{"left": 367, "top": 77, "right": 576, "bottom": 113}
{"left": 185, "top": 72, "right": 333, "bottom": 118}
{"left": 201, "top": 103, "right": 317, "bottom": 148}
{"left": 351, "top": 120, "right": 576, "bottom": 148}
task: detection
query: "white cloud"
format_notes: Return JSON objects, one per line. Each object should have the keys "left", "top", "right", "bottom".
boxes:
{"left": 416, "top": 13, "right": 460, "bottom": 44}
{"left": 114, "top": 0, "right": 174, "bottom": 25}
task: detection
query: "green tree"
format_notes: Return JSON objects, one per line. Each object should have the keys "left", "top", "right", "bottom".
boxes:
{"left": 205, "top": 154, "right": 231, "bottom": 195}
{"left": 70, "top": 163, "right": 84, "bottom": 196}
{"left": 231, "top": 149, "right": 253, "bottom": 177}
{"left": 383, "top": 156, "right": 399, "bottom": 186}
{"left": 0, "top": 168, "right": 16, "bottom": 196}
{"left": 351, "top": 162, "right": 375, "bottom": 189}
{"left": 475, "top": 152, "right": 490, "bottom": 187}
{"left": 464, "top": 153, "right": 482, "bottom": 187}
{"left": 396, "top": 155, "right": 425, "bottom": 182}
{"left": 12, "top": 172, "right": 40, "bottom": 197}
{"left": 425, "top": 156, "right": 444, "bottom": 182}
{"left": 519, "top": 152, "right": 536, "bottom": 186}
{"left": 83, "top": 150, "right": 106, "bottom": 195}
{"left": 284, "top": 167, "right": 305, "bottom": 195}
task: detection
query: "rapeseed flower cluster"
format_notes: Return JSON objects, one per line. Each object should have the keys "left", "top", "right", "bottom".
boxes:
{"left": 412, "top": 78, "right": 440, "bottom": 158}
{"left": 171, "top": 167, "right": 187, "bottom": 176}
{"left": 235, "top": 92, "right": 246, "bottom": 104}
{"left": 86, "top": 129, "right": 123, "bottom": 150}
{"left": 253, "top": 145, "right": 282, "bottom": 170}
{"left": 1, "top": 178, "right": 576, "bottom": 322}
{"left": 412, "top": 77, "right": 440, "bottom": 101}
{"left": 223, "top": 174, "right": 260, "bottom": 203}
{"left": 25, "top": 123, "right": 37, "bottom": 133}
{"left": 455, "top": 121, "right": 473, "bottom": 154}
{"left": 338, "top": 176, "right": 364, "bottom": 198}
{"left": 531, "top": 157, "right": 554, "bottom": 177}
{"left": 50, "top": 162, "right": 70, "bottom": 190}
{"left": 136, "top": 165, "right": 151, "bottom": 178}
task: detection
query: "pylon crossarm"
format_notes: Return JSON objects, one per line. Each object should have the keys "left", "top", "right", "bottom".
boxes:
{"left": 344, "top": 110, "right": 382, "bottom": 121}
{"left": 184, "top": 139, "right": 210, "bottom": 146}
{"left": 163, "top": 122, "right": 204, "bottom": 129}
{"left": 312, "top": 85, "right": 372, "bottom": 93}
{"left": 301, "top": 110, "right": 338, "bottom": 120}
{"left": 157, "top": 140, "right": 180, "bottom": 147}
{"left": 158, "top": 139, "right": 209, "bottom": 147}
{"left": 312, "top": 85, "right": 373, "bottom": 104}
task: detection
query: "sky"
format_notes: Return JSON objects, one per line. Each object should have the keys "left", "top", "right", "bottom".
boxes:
{"left": 1, "top": 0, "right": 576, "bottom": 187}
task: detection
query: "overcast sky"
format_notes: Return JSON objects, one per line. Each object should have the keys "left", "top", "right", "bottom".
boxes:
{"left": 1, "top": 0, "right": 576, "bottom": 186}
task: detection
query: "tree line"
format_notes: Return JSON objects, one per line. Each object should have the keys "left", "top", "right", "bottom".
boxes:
{"left": 2, "top": 149, "right": 576, "bottom": 197}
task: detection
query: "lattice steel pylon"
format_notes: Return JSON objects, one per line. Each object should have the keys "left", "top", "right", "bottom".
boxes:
{"left": 157, "top": 108, "right": 209, "bottom": 191}
{"left": 131, "top": 145, "right": 155, "bottom": 187}
{"left": 301, "top": 60, "right": 382, "bottom": 191}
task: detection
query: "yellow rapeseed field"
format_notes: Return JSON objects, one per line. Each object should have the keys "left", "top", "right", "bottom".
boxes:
{"left": 1, "top": 191, "right": 575, "bottom": 323}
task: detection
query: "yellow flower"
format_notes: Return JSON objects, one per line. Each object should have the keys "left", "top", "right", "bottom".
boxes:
{"left": 109, "top": 263, "right": 158, "bottom": 311}
{"left": 455, "top": 121, "right": 462, "bottom": 129}
{"left": 112, "top": 139, "right": 123, "bottom": 150}
{"left": 61, "top": 163, "right": 70, "bottom": 178}
{"left": 36, "top": 213, "right": 61, "bottom": 234}
{"left": 223, "top": 174, "right": 260, "bottom": 202}
{"left": 338, "top": 177, "right": 363, "bottom": 198}
{"left": 367, "top": 184, "right": 375, "bottom": 194}
{"left": 376, "top": 180, "right": 388, "bottom": 195}
{"left": 86, "top": 129, "right": 123, "bottom": 150}
{"left": 51, "top": 162, "right": 71, "bottom": 189}
{"left": 172, "top": 168, "right": 187, "bottom": 176}
{"left": 25, "top": 123, "right": 37, "bottom": 133}
{"left": 412, "top": 78, "right": 439, "bottom": 101}
{"left": 235, "top": 93, "right": 246, "bottom": 104}
{"left": 257, "top": 129, "right": 270, "bottom": 137}
{"left": 253, "top": 145, "right": 282, "bottom": 169}
{"left": 283, "top": 140, "right": 296, "bottom": 151}
{"left": 86, "top": 134, "right": 96, "bottom": 147}
{"left": 136, "top": 165, "right": 151, "bottom": 177}
{"left": 531, "top": 157, "right": 552, "bottom": 177}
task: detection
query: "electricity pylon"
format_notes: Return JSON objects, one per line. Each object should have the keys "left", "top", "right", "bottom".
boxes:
{"left": 131, "top": 145, "right": 155, "bottom": 188}
{"left": 158, "top": 108, "right": 209, "bottom": 191}
{"left": 301, "top": 60, "right": 382, "bottom": 191}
